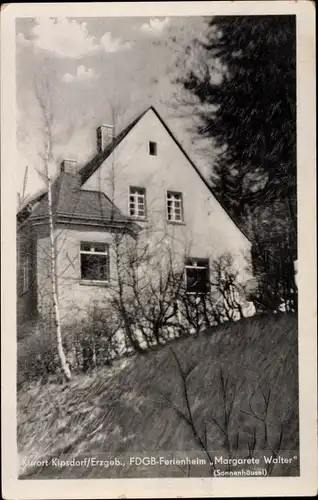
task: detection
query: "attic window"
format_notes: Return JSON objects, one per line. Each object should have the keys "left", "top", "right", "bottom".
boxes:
{"left": 185, "top": 258, "right": 209, "bottom": 295}
{"left": 149, "top": 141, "right": 157, "bottom": 156}
{"left": 80, "top": 242, "right": 109, "bottom": 282}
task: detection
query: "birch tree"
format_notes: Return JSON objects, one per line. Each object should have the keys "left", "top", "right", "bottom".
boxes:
{"left": 33, "top": 75, "right": 72, "bottom": 381}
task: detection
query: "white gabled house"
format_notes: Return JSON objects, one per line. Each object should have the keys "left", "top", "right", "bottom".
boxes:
{"left": 17, "top": 106, "right": 253, "bottom": 326}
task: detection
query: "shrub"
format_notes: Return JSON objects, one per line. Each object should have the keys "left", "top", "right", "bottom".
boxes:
{"left": 17, "top": 304, "right": 122, "bottom": 385}
{"left": 66, "top": 304, "right": 122, "bottom": 372}
{"left": 17, "top": 320, "right": 59, "bottom": 386}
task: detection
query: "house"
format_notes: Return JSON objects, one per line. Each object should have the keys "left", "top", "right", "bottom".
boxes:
{"left": 17, "top": 106, "right": 253, "bottom": 329}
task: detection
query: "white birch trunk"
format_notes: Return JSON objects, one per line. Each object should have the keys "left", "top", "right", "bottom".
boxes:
{"left": 33, "top": 74, "right": 72, "bottom": 381}
{"left": 47, "top": 175, "right": 71, "bottom": 381}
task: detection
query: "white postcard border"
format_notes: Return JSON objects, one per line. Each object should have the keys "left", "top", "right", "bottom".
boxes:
{"left": 1, "top": 2, "right": 316, "bottom": 498}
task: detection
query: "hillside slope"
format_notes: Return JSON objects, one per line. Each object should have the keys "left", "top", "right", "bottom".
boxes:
{"left": 18, "top": 313, "right": 299, "bottom": 478}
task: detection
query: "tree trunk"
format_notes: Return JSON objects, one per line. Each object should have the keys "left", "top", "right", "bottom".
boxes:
{"left": 48, "top": 176, "right": 71, "bottom": 381}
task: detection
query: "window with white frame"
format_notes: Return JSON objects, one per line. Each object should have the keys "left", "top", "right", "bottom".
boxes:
{"left": 80, "top": 242, "right": 109, "bottom": 282}
{"left": 129, "top": 187, "right": 146, "bottom": 218}
{"left": 185, "top": 257, "right": 209, "bottom": 294}
{"left": 167, "top": 191, "right": 183, "bottom": 222}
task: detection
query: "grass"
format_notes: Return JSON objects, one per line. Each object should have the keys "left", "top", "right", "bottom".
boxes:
{"left": 17, "top": 312, "right": 299, "bottom": 479}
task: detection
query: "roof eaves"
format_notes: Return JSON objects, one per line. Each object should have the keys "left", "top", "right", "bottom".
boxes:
{"left": 29, "top": 213, "right": 141, "bottom": 234}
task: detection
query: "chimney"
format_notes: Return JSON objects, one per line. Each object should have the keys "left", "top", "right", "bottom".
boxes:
{"left": 97, "top": 125, "right": 114, "bottom": 153}
{"left": 60, "top": 159, "right": 77, "bottom": 174}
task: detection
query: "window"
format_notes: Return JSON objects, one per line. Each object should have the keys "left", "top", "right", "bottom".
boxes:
{"left": 167, "top": 191, "right": 183, "bottom": 222}
{"left": 20, "top": 255, "right": 31, "bottom": 294}
{"left": 80, "top": 242, "right": 109, "bottom": 282}
{"left": 149, "top": 141, "right": 157, "bottom": 156}
{"left": 185, "top": 258, "right": 209, "bottom": 294}
{"left": 129, "top": 187, "right": 146, "bottom": 218}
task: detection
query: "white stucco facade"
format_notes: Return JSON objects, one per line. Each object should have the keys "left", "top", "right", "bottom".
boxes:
{"left": 82, "top": 108, "right": 251, "bottom": 277}
{"left": 18, "top": 108, "right": 254, "bottom": 327}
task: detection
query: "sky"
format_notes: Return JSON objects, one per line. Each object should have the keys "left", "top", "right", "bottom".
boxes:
{"left": 16, "top": 16, "right": 214, "bottom": 200}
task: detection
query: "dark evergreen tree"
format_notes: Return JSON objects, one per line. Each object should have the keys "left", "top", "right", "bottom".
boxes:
{"left": 176, "top": 16, "right": 297, "bottom": 311}
{"left": 177, "top": 16, "right": 296, "bottom": 227}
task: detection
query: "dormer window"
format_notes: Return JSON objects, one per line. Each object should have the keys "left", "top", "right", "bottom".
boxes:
{"left": 129, "top": 187, "right": 146, "bottom": 218}
{"left": 149, "top": 141, "right": 157, "bottom": 156}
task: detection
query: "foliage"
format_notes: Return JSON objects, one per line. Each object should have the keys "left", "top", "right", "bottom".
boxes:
{"left": 109, "top": 232, "right": 253, "bottom": 351}
{"left": 178, "top": 252, "right": 251, "bottom": 334}
{"left": 17, "top": 320, "right": 60, "bottom": 386}
{"left": 17, "top": 306, "right": 121, "bottom": 385}
{"left": 250, "top": 238, "right": 297, "bottom": 313}
{"left": 245, "top": 201, "right": 297, "bottom": 312}
{"left": 173, "top": 16, "right": 297, "bottom": 311}
{"left": 176, "top": 16, "right": 296, "bottom": 221}
{"left": 18, "top": 247, "right": 255, "bottom": 383}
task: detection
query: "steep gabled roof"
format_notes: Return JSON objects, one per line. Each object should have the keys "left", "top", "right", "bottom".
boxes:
{"left": 18, "top": 106, "right": 249, "bottom": 242}
{"left": 80, "top": 105, "right": 251, "bottom": 243}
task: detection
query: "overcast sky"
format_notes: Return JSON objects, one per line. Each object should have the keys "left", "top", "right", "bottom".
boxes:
{"left": 16, "top": 16, "right": 213, "bottom": 199}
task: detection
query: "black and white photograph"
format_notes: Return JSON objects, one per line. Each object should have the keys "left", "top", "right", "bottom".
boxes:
{"left": 1, "top": 1, "right": 316, "bottom": 498}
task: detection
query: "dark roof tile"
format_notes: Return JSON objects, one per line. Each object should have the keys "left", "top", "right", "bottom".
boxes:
{"left": 25, "top": 173, "right": 127, "bottom": 224}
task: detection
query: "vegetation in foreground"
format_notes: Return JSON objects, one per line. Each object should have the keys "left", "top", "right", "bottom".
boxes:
{"left": 18, "top": 313, "right": 298, "bottom": 479}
